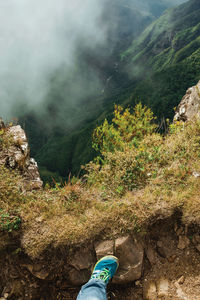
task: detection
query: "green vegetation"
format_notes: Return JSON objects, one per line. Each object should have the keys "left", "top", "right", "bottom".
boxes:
{"left": 92, "top": 104, "right": 156, "bottom": 154}
{"left": 0, "top": 209, "right": 21, "bottom": 232}
{"left": 86, "top": 104, "right": 158, "bottom": 194}
{"left": 25, "top": 0, "right": 200, "bottom": 180}
{"left": 2, "top": 102, "right": 200, "bottom": 258}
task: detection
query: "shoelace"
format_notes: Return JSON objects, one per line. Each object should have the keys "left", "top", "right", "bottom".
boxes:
{"left": 91, "top": 267, "right": 111, "bottom": 282}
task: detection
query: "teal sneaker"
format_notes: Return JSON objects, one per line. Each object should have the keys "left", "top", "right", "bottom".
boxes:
{"left": 91, "top": 255, "right": 119, "bottom": 284}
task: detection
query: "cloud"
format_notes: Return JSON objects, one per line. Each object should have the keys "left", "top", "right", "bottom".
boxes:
{"left": 0, "top": 0, "right": 107, "bottom": 120}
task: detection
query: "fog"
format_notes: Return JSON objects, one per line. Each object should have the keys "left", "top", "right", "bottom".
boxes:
{"left": 0, "top": 0, "right": 188, "bottom": 125}
{"left": 0, "top": 0, "right": 108, "bottom": 121}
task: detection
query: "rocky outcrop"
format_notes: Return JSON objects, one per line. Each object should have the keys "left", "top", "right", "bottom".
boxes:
{"left": 0, "top": 122, "right": 43, "bottom": 189}
{"left": 174, "top": 80, "right": 200, "bottom": 122}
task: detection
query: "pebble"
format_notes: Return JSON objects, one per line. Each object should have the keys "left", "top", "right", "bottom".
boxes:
{"left": 177, "top": 276, "right": 185, "bottom": 284}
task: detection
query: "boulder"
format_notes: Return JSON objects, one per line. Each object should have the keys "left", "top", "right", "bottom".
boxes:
{"left": 174, "top": 80, "right": 200, "bottom": 122}
{"left": 2, "top": 124, "right": 43, "bottom": 189}
{"left": 156, "top": 278, "right": 169, "bottom": 298}
{"left": 68, "top": 268, "right": 90, "bottom": 286}
{"left": 95, "top": 240, "right": 114, "bottom": 260}
{"left": 156, "top": 239, "right": 174, "bottom": 258}
{"left": 177, "top": 235, "right": 190, "bottom": 250}
{"left": 22, "top": 264, "right": 49, "bottom": 280}
{"left": 69, "top": 246, "right": 95, "bottom": 271}
{"left": 68, "top": 246, "right": 95, "bottom": 285}
{"left": 113, "top": 235, "right": 144, "bottom": 284}
{"left": 143, "top": 281, "right": 157, "bottom": 300}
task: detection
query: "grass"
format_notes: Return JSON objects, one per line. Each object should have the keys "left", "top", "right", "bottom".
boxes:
{"left": 1, "top": 118, "right": 200, "bottom": 258}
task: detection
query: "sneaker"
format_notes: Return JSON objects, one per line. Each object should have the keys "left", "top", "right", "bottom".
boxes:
{"left": 91, "top": 255, "right": 119, "bottom": 284}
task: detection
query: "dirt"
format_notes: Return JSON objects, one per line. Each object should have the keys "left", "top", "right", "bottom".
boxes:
{"left": 1, "top": 217, "right": 200, "bottom": 300}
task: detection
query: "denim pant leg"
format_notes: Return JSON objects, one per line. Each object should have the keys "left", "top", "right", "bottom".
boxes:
{"left": 76, "top": 279, "right": 107, "bottom": 300}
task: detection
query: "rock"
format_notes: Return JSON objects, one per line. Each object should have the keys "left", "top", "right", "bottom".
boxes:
{"left": 177, "top": 276, "right": 185, "bottom": 284}
{"left": 135, "top": 280, "right": 141, "bottom": 286}
{"left": 192, "top": 171, "right": 200, "bottom": 178}
{"left": 192, "top": 234, "right": 200, "bottom": 245}
{"left": 156, "top": 237, "right": 175, "bottom": 258}
{"left": 174, "top": 80, "right": 200, "bottom": 122}
{"left": 156, "top": 279, "right": 169, "bottom": 298}
{"left": 146, "top": 243, "right": 156, "bottom": 265}
{"left": 3, "top": 294, "right": 9, "bottom": 299}
{"left": 174, "top": 225, "right": 185, "bottom": 236}
{"left": 22, "top": 264, "right": 49, "bottom": 280}
{"left": 95, "top": 240, "right": 114, "bottom": 260}
{"left": 113, "top": 235, "right": 144, "bottom": 284}
{"left": 168, "top": 254, "right": 176, "bottom": 263}
{"left": 1, "top": 124, "right": 43, "bottom": 190}
{"left": 143, "top": 282, "right": 157, "bottom": 300}
{"left": 195, "top": 244, "right": 200, "bottom": 252}
{"left": 24, "top": 158, "right": 43, "bottom": 190}
{"left": 175, "top": 282, "right": 188, "bottom": 300}
{"left": 69, "top": 246, "right": 95, "bottom": 271}
{"left": 178, "top": 235, "right": 190, "bottom": 250}
{"left": 68, "top": 268, "right": 90, "bottom": 286}
{"left": 8, "top": 126, "right": 28, "bottom": 156}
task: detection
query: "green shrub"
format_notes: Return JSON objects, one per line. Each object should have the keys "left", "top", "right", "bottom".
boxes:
{"left": 85, "top": 104, "right": 159, "bottom": 195}
{"left": 92, "top": 103, "right": 157, "bottom": 154}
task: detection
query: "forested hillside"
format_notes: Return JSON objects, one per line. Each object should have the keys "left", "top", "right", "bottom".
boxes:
{"left": 24, "top": 0, "right": 197, "bottom": 182}
{"left": 121, "top": 0, "right": 200, "bottom": 117}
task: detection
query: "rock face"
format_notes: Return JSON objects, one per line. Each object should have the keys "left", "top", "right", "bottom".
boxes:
{"left": 174, "top": 80, "right": 200, "bottom": 122}
{"left": 1, "top": 123, "right": 43, "bottom": 189}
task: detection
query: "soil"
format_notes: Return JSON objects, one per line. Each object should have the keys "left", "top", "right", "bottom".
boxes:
{"left": 1, "top": 217, "right": 200, "bottom": 300}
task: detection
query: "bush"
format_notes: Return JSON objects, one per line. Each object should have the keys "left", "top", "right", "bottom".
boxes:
{"left": 85, "top": 104, "right": 159, "bottom": 195}
{"left": 92, "top": 103, "right": 157, "bottom": 154}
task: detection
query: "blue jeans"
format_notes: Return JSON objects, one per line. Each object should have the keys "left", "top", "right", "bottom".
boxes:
{"left": 76, "top": 279, "right": 107, "bottom": 300}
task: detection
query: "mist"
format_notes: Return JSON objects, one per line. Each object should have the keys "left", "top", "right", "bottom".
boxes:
{"left": 0, "top": 0, "right": 108, "bottom": 123}
{"left": 0, "top": 0, "right": 188, "bottom": 128}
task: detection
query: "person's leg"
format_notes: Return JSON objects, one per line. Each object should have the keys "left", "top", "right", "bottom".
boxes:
{"left": 76, "top": 255, "right": 119, "bottom": 300}
{"left": 76, "top": 279, "right": 107, "bottom": 300}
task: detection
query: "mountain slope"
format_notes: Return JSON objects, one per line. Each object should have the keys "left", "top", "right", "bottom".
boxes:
{"left": 28, "top": 0, "right": 197, "bottom": 180}
{"left": 122, "top": 0, "right": 200, "bottom": 74}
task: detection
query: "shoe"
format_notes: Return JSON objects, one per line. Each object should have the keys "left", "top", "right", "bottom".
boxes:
{"left": 91, "top": 255, "right": 119, "bottom": 284}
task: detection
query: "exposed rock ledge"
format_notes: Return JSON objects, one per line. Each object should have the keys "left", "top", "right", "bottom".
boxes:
{"left": 0, "top": 119, "right": 43, "bottom": 190}
{"left": 174, "top": 80, "right": 200, "bottom": 122}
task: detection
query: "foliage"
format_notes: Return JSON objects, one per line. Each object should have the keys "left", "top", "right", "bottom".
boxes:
{"left": 23, "top": 0, "right": 200, "bottom": 180}
{"left": 92, "top": 103, "right": 157, "bottom": 154}
{"left": 86, "top": 103, "right": 200, "bottom": 197}
{"left": 0, "top": 209, "right": 21, "bottom": 232}
{"left": 2, "top": 113, "right": 200, "bottom": 258}
{"left": 86, "top": 133, "right": 163, "bottom": 195}
{"left": 85, "top": 104, "right": 159, "bottom": 194}
{"left": 0, "top": 166, "right": 26, "bottom": 208}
